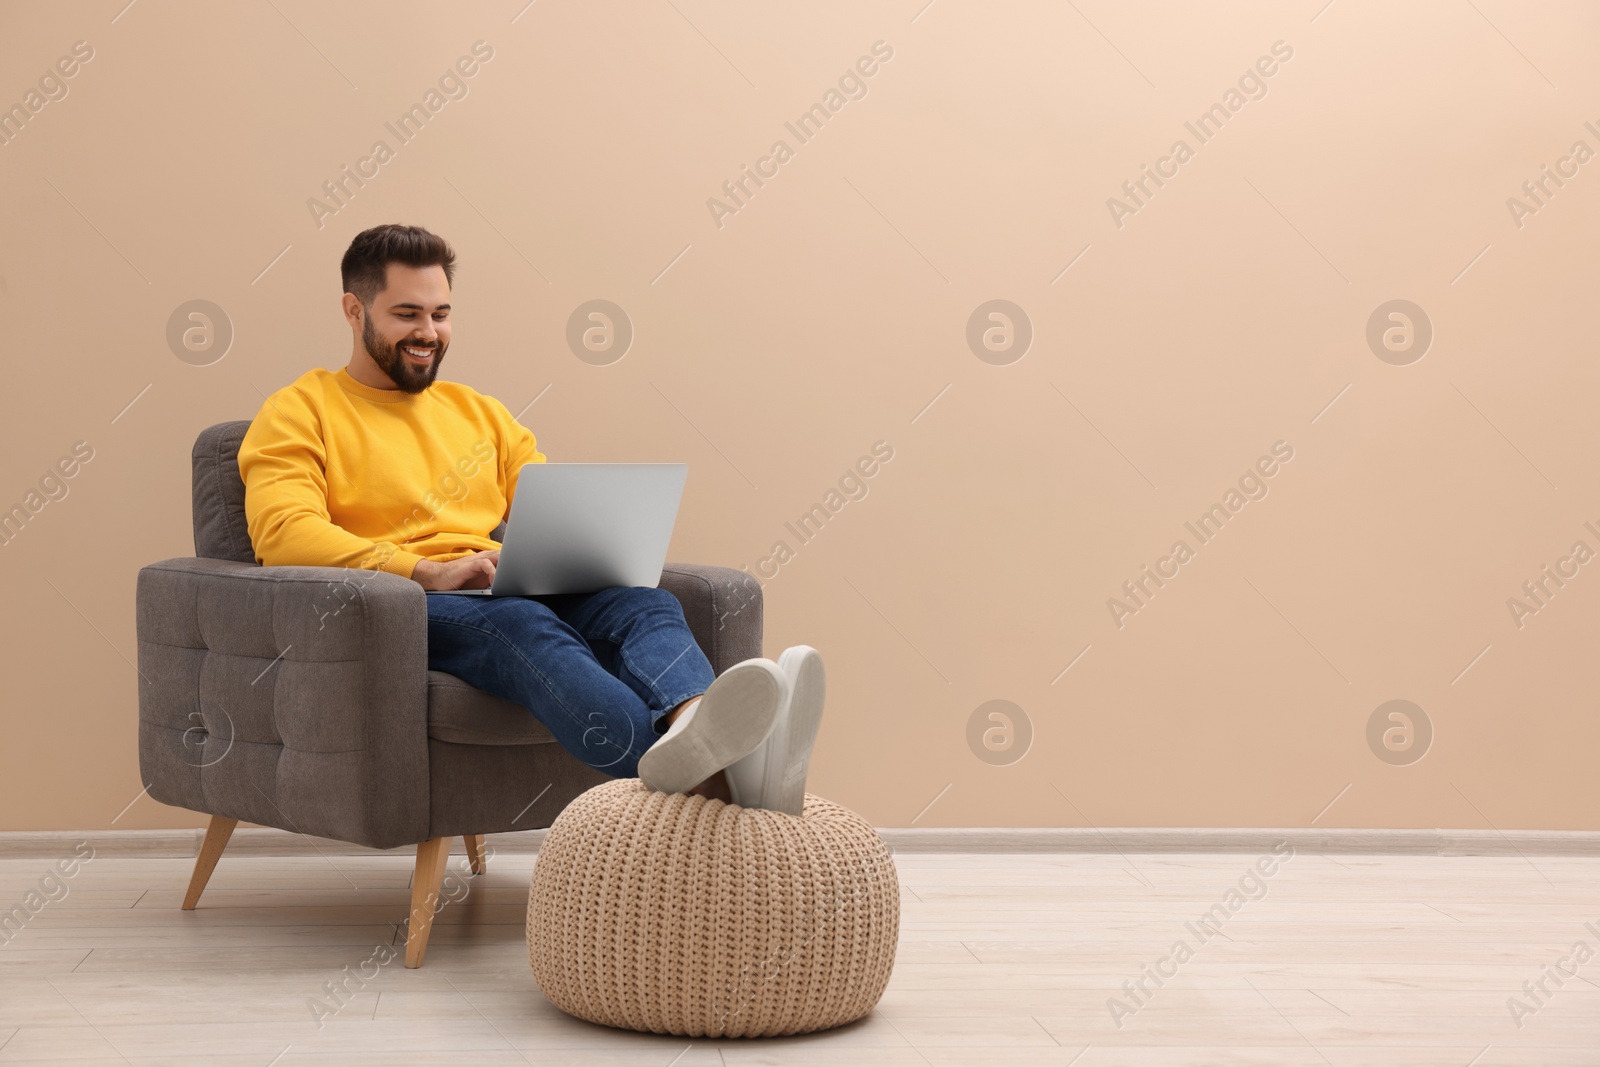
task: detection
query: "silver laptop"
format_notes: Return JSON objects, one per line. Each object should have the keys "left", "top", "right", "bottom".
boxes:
{"left": 426, "top": 462, "right": 687, "bottom": 597}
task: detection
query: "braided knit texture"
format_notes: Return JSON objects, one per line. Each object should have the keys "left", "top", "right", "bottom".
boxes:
{"left": 526, "top": 779, "right": 900, "bottom": 1038}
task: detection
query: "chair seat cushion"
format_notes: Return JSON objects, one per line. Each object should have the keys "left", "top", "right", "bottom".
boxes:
{"left": 427, "top": 671, "right": 553, "bottom": 745}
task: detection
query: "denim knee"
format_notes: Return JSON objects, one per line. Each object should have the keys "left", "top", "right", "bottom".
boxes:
{"left": 630, "top": 585, "right": 683, "bottom": 613}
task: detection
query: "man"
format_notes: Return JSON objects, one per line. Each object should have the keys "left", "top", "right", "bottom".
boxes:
{"left": 237, "top": 223, "right": 823, "bottom": 813}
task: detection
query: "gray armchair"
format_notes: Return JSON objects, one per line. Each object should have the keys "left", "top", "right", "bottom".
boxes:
{"left": 136, "top": 421, "right": 763, "bottom": 966}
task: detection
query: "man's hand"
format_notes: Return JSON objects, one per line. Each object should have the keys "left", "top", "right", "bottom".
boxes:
{"left": 413, "top": 550, "right": 500, "bottom": 591}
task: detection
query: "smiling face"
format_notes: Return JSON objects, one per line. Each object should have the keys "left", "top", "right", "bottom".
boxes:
{"left": 343, "top": 263, "right": 452, "bottom": 394}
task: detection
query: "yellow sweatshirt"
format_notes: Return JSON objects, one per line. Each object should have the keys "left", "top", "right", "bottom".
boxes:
{"left": 237, "top": 367, "right": 546, "bottom": 580}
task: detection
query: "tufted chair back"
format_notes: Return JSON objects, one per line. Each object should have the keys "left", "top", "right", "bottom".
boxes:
{"left": 191, "top": 421, "right": 257, "bottom": 563}
{"left": 189, "top": 419, "right": 507, "bottom": 564}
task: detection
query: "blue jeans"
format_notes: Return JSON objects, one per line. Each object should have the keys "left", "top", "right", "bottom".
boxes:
{"left": 425, "top": 586, "right": 717, "bottom": 778}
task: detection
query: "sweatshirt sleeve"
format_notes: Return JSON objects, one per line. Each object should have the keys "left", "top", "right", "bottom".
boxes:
{"left": 495, "top": 399, "right": 547, "bottom": 517}
{"left": 238, "top": 388, "right": 429, "bottom": 578}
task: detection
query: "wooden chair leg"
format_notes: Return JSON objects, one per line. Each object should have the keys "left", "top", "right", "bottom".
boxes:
{"left": 182, "top": 815, "right": 238, "bottom": 910}
{"left": 463, "top": 834, "right": 486, "bottom": 875}
{"left": 405, "top": 836, "right": 453, "bottom": 968}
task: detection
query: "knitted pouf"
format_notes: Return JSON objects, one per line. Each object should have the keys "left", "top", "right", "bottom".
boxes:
{"left": 526, "top": 778, "right": 900, "bottom": 1039}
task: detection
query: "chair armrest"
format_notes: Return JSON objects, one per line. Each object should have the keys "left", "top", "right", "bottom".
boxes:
{"left": 659, "top": 562, "right": 763, "bottom": 674}
{"left": 135, "top": 557, "right": 430, "bottom": 849}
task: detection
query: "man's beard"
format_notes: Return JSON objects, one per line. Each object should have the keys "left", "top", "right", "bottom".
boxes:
{"left": 363, "top": 313, "right": 446, "bottom": 394}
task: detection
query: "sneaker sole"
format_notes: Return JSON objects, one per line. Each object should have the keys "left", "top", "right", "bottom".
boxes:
{"left": 637, "top": 658, "right": 784, "bottom": 795}
{"left": 765, "top": 645, "right": 825, "bottom": 816}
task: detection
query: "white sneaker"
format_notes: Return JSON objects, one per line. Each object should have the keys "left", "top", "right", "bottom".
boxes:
{"left": 637, "top": 657, "right": 786, "bottom": 796}
{"left": 725, "top": 645, "right": 825, "bottom": 815}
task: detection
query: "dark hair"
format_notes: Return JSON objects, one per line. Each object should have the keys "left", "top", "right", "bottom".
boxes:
{"left": 340, "top": 224, "right": 456, "bottom": 307}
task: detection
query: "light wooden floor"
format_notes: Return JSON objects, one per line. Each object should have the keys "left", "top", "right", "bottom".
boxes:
{"left": 0, "top": 845, "right": 1597, "bottom": 1065}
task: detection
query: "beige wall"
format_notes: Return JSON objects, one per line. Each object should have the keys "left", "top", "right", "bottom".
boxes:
{"left": 3, "top": 0, "right": 1597, "bottom": 832}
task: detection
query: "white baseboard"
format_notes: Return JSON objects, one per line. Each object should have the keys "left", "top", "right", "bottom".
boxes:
{"left": 876, "top": 827, "right": 1600, "bottom": 855}
{"left": 1, "top": 825, "right": 1597, "bottom": 859}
